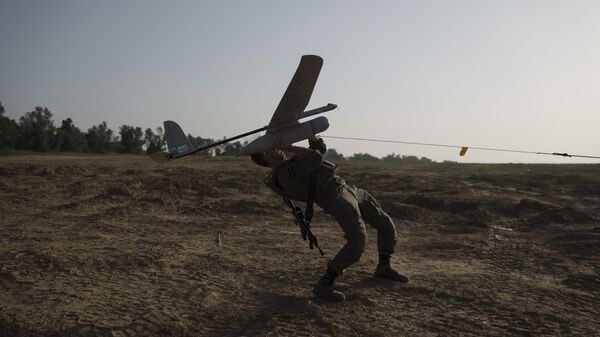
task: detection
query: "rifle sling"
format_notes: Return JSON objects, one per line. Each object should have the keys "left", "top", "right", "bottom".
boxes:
{"left": 304, "top": 170, "right": 318, "bottom": 224}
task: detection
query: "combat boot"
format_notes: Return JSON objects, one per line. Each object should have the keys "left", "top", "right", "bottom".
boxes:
{"left": 373, "top": 254, "right": 409, "bottom": 283}
{"left": 373, "top": 265, "right": 409, "bottom": 282}
{"left": 313, "top": 269, "right": 345, "bottom": 302}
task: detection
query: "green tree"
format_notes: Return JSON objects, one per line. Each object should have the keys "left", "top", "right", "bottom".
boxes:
{"left": 228, "top": 142, "right": 243, "bottom": 155}
{"left": 348, "top": 153, "right": 380, "bottom": 161}
{"left": 324, "top": 148, "right": 345, "bottom": 160}
{"left": 118, "top": 125, "right": 144, "bottom": 153}
{"left": 382, "top": 153, "right": 433, "bottom": 163}
{"left": 55, "top": 118, "right": 86, "bottom": 152}
{"left": 218, "top": 139, "right": 243, "bottom": 155}
{"left": 0, "top": 102, "right": 19, "bottom": 148}
{"left": 16, "top": 106, "right": 55, "bottom": 152}
{"left": 187, "top": 134, "right": 215, "bottom": 155}
{"left": 85, "top": 121, "right": 116, "bottom": 153}
{"left": 144, "top": 127, "right": 165, "bottom": 154}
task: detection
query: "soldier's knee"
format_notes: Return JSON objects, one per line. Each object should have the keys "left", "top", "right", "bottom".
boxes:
{"left": 381, "top": 215, "right": 397, "bottom": 234}
{"left": 370, "top": 210, "right": 394, "bottom": 229}
{"left": 346, "top": 243, "right": 365, "bottom": 264}
{"left": 345, "top": 229, "right": 367, "bottom": 262}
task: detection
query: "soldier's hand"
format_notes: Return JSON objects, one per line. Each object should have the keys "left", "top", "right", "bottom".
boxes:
{"left": 308, "top": 136, "right": 327, "bottom": 154}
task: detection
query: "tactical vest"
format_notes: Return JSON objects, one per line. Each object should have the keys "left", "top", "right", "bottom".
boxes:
{"left": 264, "top": 158, "right": 343, "bottom": 203}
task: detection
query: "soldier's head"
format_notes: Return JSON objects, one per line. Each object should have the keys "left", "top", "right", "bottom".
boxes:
{"left": 251, "top": 150, "right": 284, "bottom": 168}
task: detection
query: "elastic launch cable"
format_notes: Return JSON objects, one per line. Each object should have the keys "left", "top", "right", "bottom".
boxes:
{"left": 321, "top": 135, "right": 600, "bottom": 160}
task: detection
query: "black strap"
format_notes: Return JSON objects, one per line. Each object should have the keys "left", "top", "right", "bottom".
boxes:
{"left": 304, "top": 170, "right": 318, "bottom": 223}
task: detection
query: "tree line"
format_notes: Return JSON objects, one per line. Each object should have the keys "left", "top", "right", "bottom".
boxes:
{"left": 0, "top": 103, "right": 248, "bottom": 155}
{"left": 323, "top": 149, "right": 432, "bottom": 163}
{"left": 0, "top": 102, "right": 433, "bottom": 162}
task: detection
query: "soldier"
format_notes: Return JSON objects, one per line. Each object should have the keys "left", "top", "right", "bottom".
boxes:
{"left": 251, "top": 136, "right": 408, "bottom": 302}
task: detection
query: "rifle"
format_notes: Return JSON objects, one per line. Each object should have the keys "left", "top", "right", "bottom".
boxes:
{"left": 283, "top": 197, "right": 324, "bottom": 256}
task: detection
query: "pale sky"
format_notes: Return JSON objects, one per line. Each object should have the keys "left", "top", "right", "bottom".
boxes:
{"left": 1, "top": 1, "right": 599, "bottom": 162}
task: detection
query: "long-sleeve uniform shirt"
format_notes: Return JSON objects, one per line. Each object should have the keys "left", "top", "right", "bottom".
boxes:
{"left": 264, "top": 150, "right": 345, "bottom": 210}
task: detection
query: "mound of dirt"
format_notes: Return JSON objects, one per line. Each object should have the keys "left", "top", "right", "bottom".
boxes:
{"left": 522, "top": 207, "right": 595, "bottom": 230}
{"left": 379, "top": 201, "right": 422, "bottom": 220}
{"left": 441, "top": 217, "right": 488, "bottom": 233}
{"left": 546, "top": 231, "right": 600, "bottom": 256}
{"left": 402, "top": 194, "right": 491, "bottom": 225}
{"left": 514, "top": 198, "right": 558, "bottom": 214}
{"left": 403, "top": 193, "right": 446, "bottom": 210}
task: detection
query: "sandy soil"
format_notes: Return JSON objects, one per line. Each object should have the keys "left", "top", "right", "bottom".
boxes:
{"left": 1, "top": 155, "right": 599, "bottom": 337}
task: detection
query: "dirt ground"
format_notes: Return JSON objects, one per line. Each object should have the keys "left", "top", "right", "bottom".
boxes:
{"left": 1, "top": 155, "right": 599, "bottom": 337}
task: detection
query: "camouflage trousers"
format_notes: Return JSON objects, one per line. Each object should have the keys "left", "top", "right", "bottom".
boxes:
{"left": 319, "top": 184, "right": 397, "bottom": 274}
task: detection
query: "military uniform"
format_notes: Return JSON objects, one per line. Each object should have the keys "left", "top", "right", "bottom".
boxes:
{"left": 265, "top": 149, "right": 397, "bottom": 275}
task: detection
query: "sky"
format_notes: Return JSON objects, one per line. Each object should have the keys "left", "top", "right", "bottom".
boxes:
{"left": 1, "top": 0, "right": 599, "bottom": 163}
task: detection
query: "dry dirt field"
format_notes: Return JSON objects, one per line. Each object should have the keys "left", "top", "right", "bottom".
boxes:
{"left": 1, "top": 155, "right": 599, "bottom": 337}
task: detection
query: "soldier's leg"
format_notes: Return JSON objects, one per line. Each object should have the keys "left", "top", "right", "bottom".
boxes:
{"left": 355, "top": 187, "right": 408, "bottom": 282}
{"left": 355, "top": 188, "right": 396, "bottom": 255}
{"left": 326, "top": 187, "right": 368, "bottom": 274}
{"left": 314, "top": 187, "right": 367, "bottom": 302}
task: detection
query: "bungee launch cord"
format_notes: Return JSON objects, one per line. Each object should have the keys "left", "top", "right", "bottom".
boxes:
{"left": 321, "top": 135, "right": 600, "bottom": 160}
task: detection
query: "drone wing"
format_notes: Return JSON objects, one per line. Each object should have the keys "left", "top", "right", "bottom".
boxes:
{"left": 267, "top": 55, "right": 323, "bottom": 132}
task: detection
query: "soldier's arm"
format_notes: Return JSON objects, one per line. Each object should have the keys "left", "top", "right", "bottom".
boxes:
{"left": 273, "top": 140, "right": 323, "bottom": 176}
{"left": 273, "top": 140, "right": 313, "bottom": 157}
